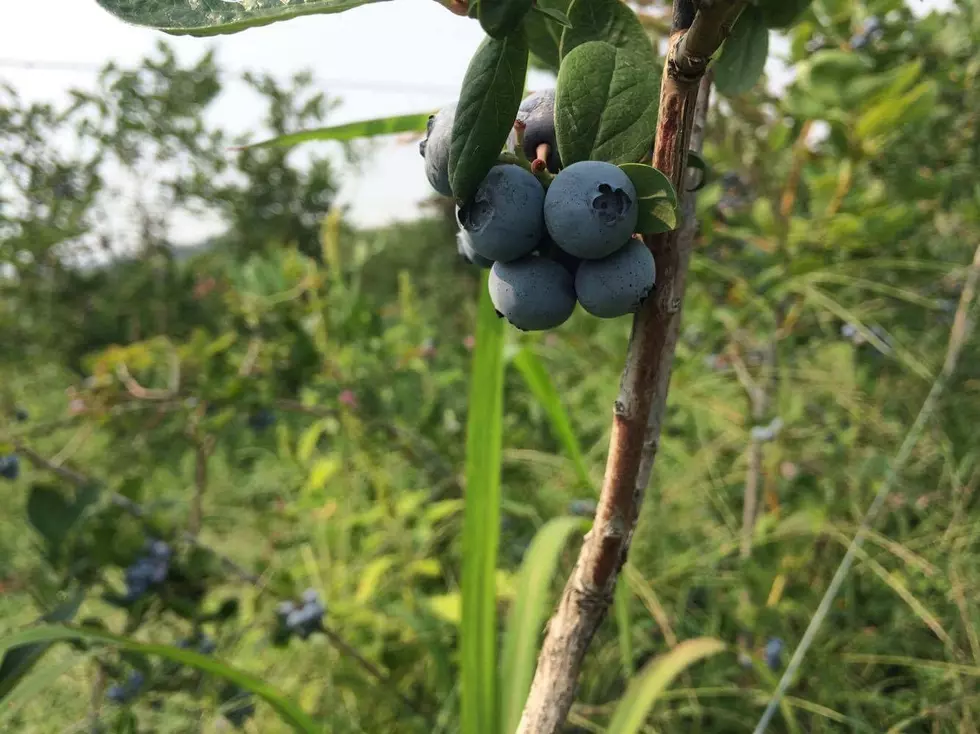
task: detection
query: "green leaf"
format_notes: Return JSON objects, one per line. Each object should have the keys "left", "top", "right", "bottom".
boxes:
{"left": 480, "top": 0, "right": 534, "bottom": 39}
{"left": 555, "top": 41, "right": 660, "bottom": 166}
{"left": 511, "top": 347, "right": 591, "bottom": 488}
{"left": 686, "top": 151, "right": 709, "bottom": 192}
{"left": 0, "top": 625, "right": 319, "bottom": 733}
{"left": 95, "top": 0, "right": 390, "bottom": 36}
{"left": 560, "top": 0, "right": 654, "bottom": 59}
{"left": 461, "top": 271, "right": 507, "bottom": 734}
{"left": 245, "top": 112, "right": 434, "bottom": 150}
{"left": 855, "top": 81, "right": 938, "bottom": 142}
{"left": 619, "top": 163, "right": 678, "bottom": 233}
{"left": 532, "top": 4, "right": 571, "bottom": 27}
{"left": 614, "top": 576, "right": 633, "bottom": 679}
{"left": 759, "top": 0, "right": 811, "bottom": 29}
{"left": 524, "top": 0, "right": 571, "bottom": 72}
{"left": 713, "top": 6, "right": 769, "bottom": 96}
{"left": 449, "top": 32, "right": 529, "bottom": 202}
{"left": 499, "top": 517, "right": 587, "bottom": 734}
{"left": 26, "top": 484, "right": 80, "bottom": 555}
{"left": 0, "top": 589, "right": 85, "bottom": 702}
{"left": 606, "top": 638, "right": 728, "bottom": 733}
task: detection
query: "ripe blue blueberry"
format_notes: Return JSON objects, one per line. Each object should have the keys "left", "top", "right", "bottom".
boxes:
{"left": 456, "top": 230, "right": 494, "bottom": 269}
{"left": 106, "top": 684, "right": 128, "bottom": 704}
{"left": 489, "top": 256, "right": 576, "bottom": 332}
{"left": 420, "top": 102, "right": 456, "bottom": 197}
{"left": 765, "top": 637, "right": 784, "bottom": 671}
{"left": 248, "top": 409, "right": 276, "bottom": 432}
{"left": 517, "top": 89, "right": 561, "bottom": 173}
{"left": 458, "top": 164, "right": 545, "bottom": 263}
{"left": 544, "top": 161, "right": 638, "bottom": 259}
{"left": 14, "top": 407, "right": 28, "bottom": 422}
{"left": 0, "top": 454, "right": 19, "bottom": 481}
{"left": 223, "top": 688, "right": 256, "bottom": 729}
{"left": 574, "top": 238, "right": 655, "bottom": 318}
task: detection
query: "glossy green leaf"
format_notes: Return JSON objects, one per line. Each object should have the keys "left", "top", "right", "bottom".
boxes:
{"left": 606, "top": 638, "right": 728, "bottom": 733}
{"left": 759, "top": 0, "right": 811, "bottom": 29}
{"left": 480, "top": 0, "right": 534, "bottom": 39}
{"left": 0, "top": 590, "right": 85, "bottom": 702}
{"left": 511, "top": 347, "right": 591, "bottom": 488}
{"left": 713, "top": 6, "right": 770, "bottom": 96}
{"left": 95, "top": 0, "right": 390, "bottom": 36}
{"left": 532, "top": 4, "right": 571, "bottom": 27}
{"left": 245, "top": 112, "right": 434, "bottom": 150}
{"left": 619, "top": 162, "right": 678, "bottom": 233}
{"left": 461, "top": 272, "right": 507, "bottom": 734}
{"left": 560, "top": 0, "right": 654, "bottom": 59}
{"left": 614, "top": 576, "right": 633, "bottom": 679}
{"left": 0, "top": 625, "right": 319, "bottom": 733}
{"left": 524, "top": 0, "right": 571, "bottom": 72}
{"left": 499, "top": 516, "right": 587, "bottom": 734}
{"left": 449, "top": 33, "right": 529, "bottom": 202}
{"left": 555, "top": 41, "right": 659, "bottom": 166}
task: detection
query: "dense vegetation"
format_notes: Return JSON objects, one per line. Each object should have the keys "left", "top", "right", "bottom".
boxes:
{"left": 2, "top": 0, "right": 980, "bottom": 732}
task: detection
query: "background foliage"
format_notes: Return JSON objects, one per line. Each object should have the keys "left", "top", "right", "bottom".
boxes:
{"left": 3, "top": 1, "right": 980, "bottom": 732}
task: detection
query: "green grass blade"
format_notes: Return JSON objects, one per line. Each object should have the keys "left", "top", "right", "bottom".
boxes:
{"left": 614, "top": 575, "right": 634, "bottom": 679}
{"left": 461, "top": 272, "right": 507, "bottom": 734}
{"left": 511, "top": 347, "right": 591, "bottom": 488}
{"left": 499, "top": 516, "right": 588, "bottom": 734}
{"left": 0, "top": 625, "right": 320, "bottom": 733}
{"left": 245, "top": 112, "right": 434, "bottom": 150}
{"left": 606, "top": 638, "right": 727, "bottom": 734}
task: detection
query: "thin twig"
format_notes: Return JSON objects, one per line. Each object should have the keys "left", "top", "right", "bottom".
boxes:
{"left": 516, "top": 0, "right": 742, "bottom": 723}
{"left": 752, "top": 242, "right": 980, "bottom": 733}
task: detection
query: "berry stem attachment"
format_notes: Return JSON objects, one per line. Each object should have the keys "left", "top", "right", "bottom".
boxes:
{"left": 535, "top": 142, "right": 551, "bottom": 164}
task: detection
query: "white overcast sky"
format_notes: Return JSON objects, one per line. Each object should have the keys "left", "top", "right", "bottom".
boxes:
{"left": 0, "top": 0, "right": 951, "bottom": 245}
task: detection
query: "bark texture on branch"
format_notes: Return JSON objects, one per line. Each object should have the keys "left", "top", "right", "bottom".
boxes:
{"left": 515, "top": 2, "right": 745, "bottom": 731}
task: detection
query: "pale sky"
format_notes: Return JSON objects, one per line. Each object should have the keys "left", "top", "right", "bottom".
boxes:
{"left": 0, "top": 0, "right": 951, "bottom": 246}
{"left": 0, "top": 0, "right": 554, "bottom": 241}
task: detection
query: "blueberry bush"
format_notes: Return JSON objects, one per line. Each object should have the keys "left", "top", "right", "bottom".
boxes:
{"left": 3, "top": 0, "right": 980, "bottom": 733}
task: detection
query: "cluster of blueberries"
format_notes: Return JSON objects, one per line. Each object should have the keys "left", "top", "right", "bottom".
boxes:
{"left": 421, "top": 89, "right": 656, "bottom": 332}
{"left": 123, "top": 539, "right": 172, "bottom": 602}
{"left": 275, "top": 588, "right": 327, "bottom": 642}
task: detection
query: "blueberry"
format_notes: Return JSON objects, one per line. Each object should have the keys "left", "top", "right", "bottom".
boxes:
{"left": 0, "top": 454, "right": 20, "bottom": 481}
{"left": 544, "top": 161, "right": 638, "bottom": 259}
{"left": 147, "top": 540, "right": 171, "bottom": 559}
{"left": 457, "top": 164, "right": 545, "bottom": 263}
{"left": 301, "top": 588, "right": 320, "bottom": 606}
{"left": 489, "top": 256, "right": 577, "bottom": 332}
{"left": 106, "top": 684, "right": 128, "bottom": 704}
{"left": 764, "top": 637, "right": 784, "bottom": 671}
{"left": 198, "top": 637, "right": 217, "bottom": 655}
{"left": 276, "top": 600, "right": 296, "bottom": 618}
{"left": 14, "top": 407, "right": 28, "bottom": 422}
{"left": 420, "top": 102, "right": 456, "bottom": 197}
{"left": 841, "top": 324, "right": 857, "bottom": 339}
{"left": 286, "top": 608, "right": 306, "bottom": 631}
{"left": 248, "top": 409, "right": 276, "bottom": 432}
{"left": 127, "top": 671, "right": 145, "bottom": 691}
{"left": 517, "top": 89, "right": 561, "bottom": 173}
{"left": 456, "top": 229, "right": 494, "bottom": 269}
{"left": 567, "top": 499, "right": 597, "bottom": 517}
{"left": 574, "top": 238, "right": 655, "bottom": 319}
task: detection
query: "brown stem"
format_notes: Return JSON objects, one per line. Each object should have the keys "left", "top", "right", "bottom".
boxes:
{"left": 516, "top": 2, "right": 745, "bottom": 729}
{"left": 188, "top": 438, "right": 214, "bottom": 537}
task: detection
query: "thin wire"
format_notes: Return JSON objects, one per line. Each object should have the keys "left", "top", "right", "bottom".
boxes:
{"left": 0, "top": 57, "right": 459, "bottom": 95}
{"left": 752, "top": 243, "right": 980, "bottom": 734}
